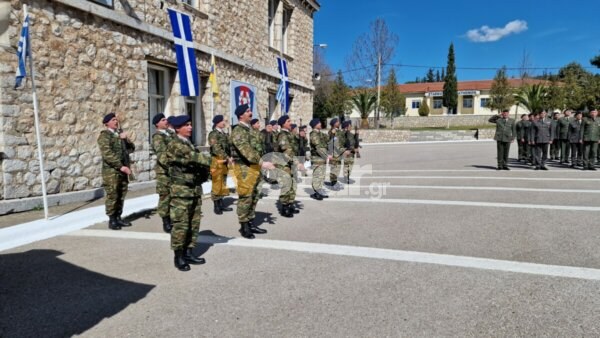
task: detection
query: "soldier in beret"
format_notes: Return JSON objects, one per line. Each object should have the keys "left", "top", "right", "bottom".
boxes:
{"left": 276, "top": 115, "right": 303, "bottom": 217}
{"left": 341, "top": 120, "right": 356, "bottom": 183}
{"left": 529, "top": 110, "right": 554, "bottom": 170}
{"left": 489, "top": 109, "right": 516, "bottom": 170}
{"left": 309, "top": 118, "right": 331, "bottom": 200}
{"left": 569, "top": 111, "right": 584, "bottom": 168}
{"left": 164, "top": 115, "right": 212, "bottom": 271}
{"left": 558, "top": 109, "right": 572, "bottom": 164}
{"left": 327, "top": 117, "right": 349, "bottom": 186}
{"left": 208, "top": 115, "right": 234, "bottom": 215}
{"left": 271, "top": 120, "right": 280, "bottom": 152}
{"left": 151, "top": 113, "right": 173, "bottom": 233}
{"left": 97, "top": 113, "right": 135, "bottom": 230}
{"left": 231, "top": 104, "right": 274, "bottom": 238}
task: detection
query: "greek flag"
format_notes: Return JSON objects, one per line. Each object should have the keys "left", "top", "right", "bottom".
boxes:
{"left": 167, "top": 9, "right": 199, "bottom": 97}
{"left": 15, "top": 13, "right": 30, "bottom": 89}
{"left": 276, "top": 57, "right": 290, "bottom": 114}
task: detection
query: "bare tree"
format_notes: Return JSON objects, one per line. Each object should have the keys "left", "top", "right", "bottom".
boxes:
{"left": 518, "top": 49, "right": 534, "bottom": 81}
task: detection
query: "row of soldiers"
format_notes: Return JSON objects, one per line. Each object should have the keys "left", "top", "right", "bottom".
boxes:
{"left": 490, "top": 109, "right": 600, "bottom": 170}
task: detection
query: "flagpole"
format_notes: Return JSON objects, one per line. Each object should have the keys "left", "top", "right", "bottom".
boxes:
{"left": 24, "top": 4, "right": 49, "bottom": 219}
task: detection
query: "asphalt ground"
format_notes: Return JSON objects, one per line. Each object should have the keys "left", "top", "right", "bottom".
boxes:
{"left": 2, "top": 140, "right": 600, "bottom": 337}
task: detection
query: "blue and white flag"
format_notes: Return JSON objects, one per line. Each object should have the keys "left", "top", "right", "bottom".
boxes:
{"left": 15, "top": 13, "right": 30, "bottom": 89}
{"left": 276, "top": 57, "right": 290, "bottom": 114}
{"left": 167, "top": 9, "right": 199, "bottom": 97}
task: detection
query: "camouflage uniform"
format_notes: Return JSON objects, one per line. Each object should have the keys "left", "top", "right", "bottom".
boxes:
{"left": 152, "top": 130, "right": 172, "bottom": 219}
{"left": 328, "top": 127, "right": 344, "bottom": 184}
{"left": 343, "top": 129, "right": 357, "bottom": 180}
{"left": 208, "top": 128, "right": 231, "bottom": 201}
{"left": 97, "top": 129, "right": 135, "bottom": 217}
{"left": 231, "top": 122, "right": 263, "bottom": 223}
{"left": 277, "top": 129, "right": 299, "bottom": 205}
{"left": 249, "top": 127, "right": 265, "bottom": 218}
{"left": 165, "top": 136, "right": 211, "bottom": 251}
{"left": 310, "top": 130, "right": 329, "bottom": 192}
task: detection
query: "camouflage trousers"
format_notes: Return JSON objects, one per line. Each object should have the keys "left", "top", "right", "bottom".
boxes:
{"left": 210, "top": 157, "right": 230, "bottom": 200}
{"left": 102, "top": 170, "right": 128, "bottom": 216}
{"left": 343, "top": 154, "right": 355, "bottom": 179}
{"left": 155, "top": 173, "right": 170, "bottom": 218}
{"left": 311, "top": 160, "right": 326, "bottom": 191}
{"left": 277, "top": 165, "right": 297, "bottom": 204}
{"left": 233, "top": 163, "right": 260, "bottom": 223}
{"left": 170, "top": 197, "right": 202, "bottom": 250}
{"left": 329, "top": 158, "right": 341, "bottom": 183}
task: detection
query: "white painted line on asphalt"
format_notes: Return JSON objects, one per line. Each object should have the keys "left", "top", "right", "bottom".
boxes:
{"left": 67, "top": 229, "right": 600, "bottom": 281}
{"left": 292, "top": 184, "right": 600, "bottom": 194}
{"left": 349, "top": 169, "right": 588, "bottom": 173}
{"left": 362, "top": 139, "right": 494, "bottom": 146}
{"left": 262, "top": 196, "right": 600, "bottom": 212}
{"left": 358, "top": 176, "right": 600, "bottom": 181}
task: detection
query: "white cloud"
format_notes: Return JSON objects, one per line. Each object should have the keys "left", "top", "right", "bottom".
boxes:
{"left": 466, "top": 20, "right": 528, "bottom": 42}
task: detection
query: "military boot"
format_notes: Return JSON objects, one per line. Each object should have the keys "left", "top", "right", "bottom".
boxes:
{"left": 162, "top": 216, "right": 172, "bottom": 233}
{"left": 115, "top": 214, "right": 132, "bottom": 227}
{"left": 239, "top": 222, "right": 255, "bottom": 239}
{"left": 183, "top": 248, "right": 205, "bottom": 265}
{"left": 218, "top": 199, "right": 232, "bottom": 212}
{"left": 213, "top": 200, "right": 223, "bottom": 215}
{"left": 290, "top": 204, "right": 300, "bottom": 214}
{"left": 280, "top": 204, "right": 293, "bottom": 218}
{"left": 250, "top": 218, "right": 267, "bottom": 234}
{"left": 174, "top": 250, "right": 190, "bottom": 271}
{"left": 108, "top": 216, "right": 121, "bottom": 230}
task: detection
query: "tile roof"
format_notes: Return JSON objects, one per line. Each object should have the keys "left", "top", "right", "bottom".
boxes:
{"left": 398, "top": 78, "right": 548, "bottom": 94}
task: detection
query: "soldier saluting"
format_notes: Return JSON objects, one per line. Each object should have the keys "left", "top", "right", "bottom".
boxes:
{"left": 489, "top": 109, "right": 516, "bottom": 170}
{"left": 97, "top": 113, "right": 135, "bottom": 230}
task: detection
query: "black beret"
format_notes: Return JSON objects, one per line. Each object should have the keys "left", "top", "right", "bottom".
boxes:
{"left": 309, "top": 118, "right": 321, "bottom": 128}
{"left": 102, "top": 113, "right": 115, "bottom": 124}
{"left": 171, "top": 115, "right": 191, "bottom": 128}
{"left": 152, "top": 113, "right": 165, "bottom": 126}
{"left": 269, "top": 120, "right": 277, "bottom": 126}
{"left": 329, "top": 117, "right": 338, "bottom": 126}
{"left": 212, "top": 114, "right": 224, "bottom": 125}
{"left": 342, "top": 120, "right": 351, "bottom": 129}
{"left": 167, "top": 116, "right": 176, "bottom": 125}
{"left": 290, "top": 123, "right": 297, "bottom": 130}
{"left": 278, "top": 115, "right": 290, "bottom": 126}
{"left": 250, "top": 118, "right": 260, "bottom": 126}
{"left": 234, "top": 104, "right": 250, "bottom": 118}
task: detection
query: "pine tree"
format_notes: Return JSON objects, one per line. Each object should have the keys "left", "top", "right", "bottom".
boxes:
{"left": 426, "top": 68, "right": 435, "bottom": 82}
{"left": 435, "top": 69, "right": 441, "bottom": 82}
{"left": 442, "top": 43, "right": 458, "bottom": 114}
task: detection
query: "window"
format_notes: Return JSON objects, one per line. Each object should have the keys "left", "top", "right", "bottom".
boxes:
{"left": 282, "top": 6, "right": 292, "bottom": 54}
{"left": 181, "top": 0, "right": 194, "bottom": 5}
{"left": 480, "top": 98, "right": 490, "bottom": 107}
{"left": 463, "top": 96, "right": 473, "bottom": 108}
{"left": 88, "top": 0, "right": 113, "bottom": 7}
{"left": 268, "top": 0, "right": 292, "bottom": 54}
{"left": 148, "top": 66, "right": 169, "bottom": 140}
{"left": 268, "top": 92, "right": 278, "bottom": 121}
{"left": 268, "top": 0, "right": 279, "bottom": 48}
{"left": 433, "top": 99, "right": 443, "bottom": 109}
{"left": 412, "top": 100, "right": 421, "bottom": 109}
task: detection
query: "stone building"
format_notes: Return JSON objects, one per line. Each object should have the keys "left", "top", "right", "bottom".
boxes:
{"left": 0, "top": 0, "right": 319, "bottom": 210}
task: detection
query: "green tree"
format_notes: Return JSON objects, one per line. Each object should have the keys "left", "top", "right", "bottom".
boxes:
{"left": 418, "top": 99, "right": 430, "bottom": 116}
{"left": 591, "top": 54, "right": 600, "bottom": 68}
{"left": 561, "top": 66, "right": 586, "bottom": 110}
{"left": 351, "top": 91, "right": 377, "bottom": 128}
{"left": 543, "top": 77, "right": 565, "bottom": 112}
{"left": 488, "top": 66, "right": 515, "bottom": 114}
{"left": 516, "top": 84, "right": 547, "bottom": 114}
{"left": 443, "top": 43, "right": 458, "bottom": 114}
{"left": 381, "top": 68, "right": 406, "bottom": 118}
{"left": 425, "top": 68, "right": 435, "bottom": 82}
{"left": 325, "top": 70, "right": 351, "bottom": 120}
{"left": 435, "top": 69, "right": 441, "bottom": 82}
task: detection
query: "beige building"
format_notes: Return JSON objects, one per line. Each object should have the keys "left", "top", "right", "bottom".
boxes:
{"left": 0, "top": 0, "right": 319, "bottom": 204}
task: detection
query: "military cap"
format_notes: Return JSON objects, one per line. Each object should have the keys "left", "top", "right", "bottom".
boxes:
{"left": 278, "top": 115, "right": 290, "bottom": 126}
{"left": 309, "top": 118, "right": 321, "bottom": 128}
{"left": 269, "top": 120, "right": 277, "bottom": 126}
{"left": 167, "top": 116, "right": 176, "bottom": 125}
{"left": 291, "top": 123, "right": 297, "bottom": 130}
{"left": 212, "top": 114, "right": 224, "bottom": 125}
{"left": 329, "top": 117, "right": 338, "bottom": 126}
{"left": 102, "top": 112, "right": 116, "bottom": 124}
{"left": 250, "top": 118, "right": 260, "bottom": 126}
{"left": 152, "top": 113, "right": 165, "bottom": 126}
{"left": 342, "top": 120, "right": 351, "bottom": 129}
{"left": 170, "top": 115, "right": 191, "bottom": 128}
{"left": 234, "top": 104, "right": 250, "bottom": 117}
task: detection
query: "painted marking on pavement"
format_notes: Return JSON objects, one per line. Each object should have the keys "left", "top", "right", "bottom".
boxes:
{"left": 67, "top": 229, "right": 600, "bottom": 281}
{"left": 356, "top": 176, "right": 600, "bottom": 181}
{"left": 292, "top": 184, "right": 600, "bottom": 194}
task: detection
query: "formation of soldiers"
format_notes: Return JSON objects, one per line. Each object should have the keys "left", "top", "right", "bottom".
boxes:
{"left": 491, "top": 109, "right": 600, "bottom": 170}
{"left": 99, "top": 108, "right": 360, "bottom": 272}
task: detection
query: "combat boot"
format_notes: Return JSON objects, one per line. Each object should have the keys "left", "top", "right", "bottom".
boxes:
{"left": 280, "top": 204, "right": 293, "bottom": 218}
{"left": 310, "top": 192, "right": 323, "bottom": 200}
{"left": 289, "top": 204, "right": 300, "bottom": 214}
{"left": 162, "top": 216, "right": 172, "bottom": 233}
{"left": 108, "top": 216, "right": 121, "bottom": 230}
{"left": 174, "top": 250, "right": 190, "bottom": 271}
{"left": 250, "top": 219, "right": 267, "bottom": 234}
{"left": 213, "top": 200, "right": 223, "bottom": 215}
{"left": 218, "top": 199, "right": 232, "bottom": 212}
{"left": 115, "top": 214, "right": 132, "bottom": 227}
{"left": 239, "top": 222, "right": 255, "bottom": 239}
{"left": 183, "top": 248, "right": 205, "bottom": 264}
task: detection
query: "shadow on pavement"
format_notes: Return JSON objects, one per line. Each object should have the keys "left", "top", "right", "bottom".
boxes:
{"left": 254, "top": 211, "right": 276, "bottom": 227}
{"left": 194, "top": 230, "right": 234, "bottom": 257}
{"left": 0, "top": 249, "right": 154, "bottom": 337}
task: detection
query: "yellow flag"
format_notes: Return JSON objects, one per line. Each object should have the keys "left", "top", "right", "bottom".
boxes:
{"left": 209, "top": 53, "right": 220, "bottom": 102}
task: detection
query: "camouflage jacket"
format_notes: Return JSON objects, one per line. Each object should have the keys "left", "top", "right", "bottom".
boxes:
{"left": 152, "top": 130, "right": 172, "bottom": 176}
{"left": 328, "top": 127, "right": 346, "bottom": 157}
{"left": 277, "top": 129, "right": 299, "bottom": 166}
{"left": 208, "top": 129, "right": 231, "bottom": 159}
{"left": 165, "top": 135, "right": 211, "bottom": 198}
{"left": 310, "top": 130, "right": 329, "bottom": 163}
{"left": 231, "top": 122, "right": 262, "bottom": 165}
{"left": 344, "top": 130, "right": 356, "bottom": 151}
{"left": 97, "top": 129, "right": 135, "bottom": 173}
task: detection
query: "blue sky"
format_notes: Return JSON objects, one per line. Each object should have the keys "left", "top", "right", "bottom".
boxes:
{"left": 314, "top": 0, "right": 600, "bottom": 85}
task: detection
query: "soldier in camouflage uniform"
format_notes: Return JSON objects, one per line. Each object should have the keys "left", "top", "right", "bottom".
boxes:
{"left": 276, "top": 116, "right": 304, "bottom": 217}
{"left": 231, "top": 104, "right": 275, "bottom": 238}
{"left": 309, "top": 118, "right": 331, "bottom": 200}
{"left": 341, "top": 121, "right": 356, "bottom": 183}
{"left": 581, "top": 109, "right": 600, "bottom": 170}
{"left": 208, "top": 115, "right": 233, "bottom": 215}
{"left": 164, "top": 115, "right": 212, "bottom": 271}
{"left": 97, "top": 113, "right": 135, "bottom": 230}
{"left": 151, "top": 113, "right": 173, "bottom": 233}
{"left": 326, "top": 117, "right": 343, "bottom": 187}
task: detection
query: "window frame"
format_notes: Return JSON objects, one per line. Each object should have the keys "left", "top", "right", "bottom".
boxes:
{"left": 412, "top": 100, "right": 421, "bottom": 109}
{"left": 148, "top": 64, "right": 171, "bottom": 141}
{"left": 480, "top": 98, "right": 490, "bottom": 108}
{"left": 433, "top": 99, "right": 443, "bottom": 109}
{"left": 463, "top": 96, "right": 474, "bottom": 109}
{"left": 87, "top": 0, "right": 113, "bottom": 8}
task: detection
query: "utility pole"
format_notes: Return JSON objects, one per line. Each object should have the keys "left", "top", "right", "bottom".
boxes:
{"left": 376, "top": 53, "right": 381, "bottom": 129}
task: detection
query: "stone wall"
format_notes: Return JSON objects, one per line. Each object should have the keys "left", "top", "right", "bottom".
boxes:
{"left": 363, "top": 115, "right": 494, "bottom": 129}
{"left": 360, "top": 128, "right": 494, "bottom": 144}
{"left": 0, "top": 0, "right": 316, "bottom": 201}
